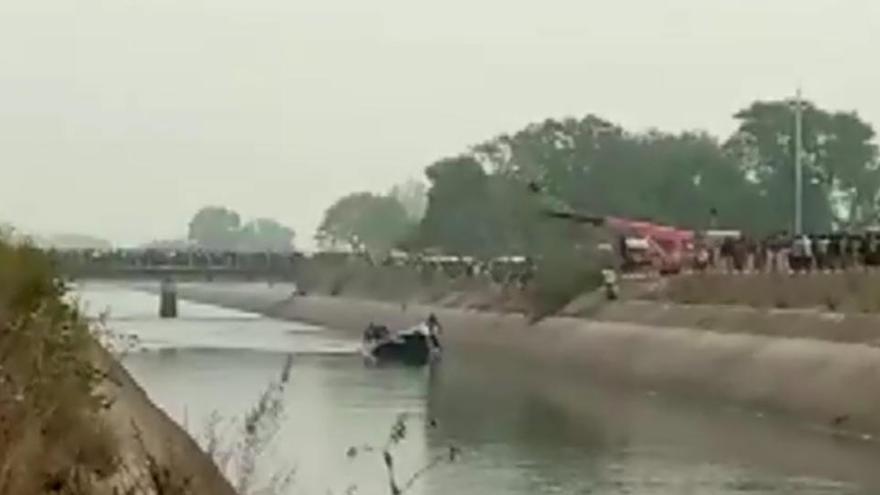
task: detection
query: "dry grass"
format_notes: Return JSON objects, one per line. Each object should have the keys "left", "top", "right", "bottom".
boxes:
{"left": 196, "top": 355, "right": 296, "bottom": 495}
{"left": 0, "top": 237, "right": 209, "bottom": 494}
{"left": 653, "top": 272, "right": 880, "bottom": 313}
{"left": 344, "top": 413, "right": 460, "bottom": 495}
{"left": 297, "top": 259, "right": 440, "bottom": 303}
{"left": 114, "top": 424, "right": 194, "bottom": 495}
{"left": 0, "top": 240, "right": 120, "bottom": 494}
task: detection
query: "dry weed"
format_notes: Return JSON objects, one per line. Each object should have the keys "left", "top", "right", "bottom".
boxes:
{"left": 195, "top": 355, "right": 296, "bottom": 495}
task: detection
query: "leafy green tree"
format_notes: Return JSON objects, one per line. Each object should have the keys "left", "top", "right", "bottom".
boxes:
{"left": 826, "top": 113, "right": 880, "bottom": 226}
{"left": 729, "top": 99, "right": 879, "bottom": 231}
{"left": 188, "top": 206, "right": 242, "bottom": 250}
{"left": 328, "top": 100, "right": 880, "bottom": 260}
{"left": 474, "top": 116, "right": 623, "bottom": 213}
{"left": 238, "top": 218, "right": 295, "bottom": 252}
{"left": 629, "top": 132, "right": 764, "bottom": 231}
{"left": 316, "top": 193, "right": 411, "bottom": 254}
{"left": 473, "top": 116, "right": 762, "bottom": 232}
{"left": 418, "top": 156, "right": 500, "bottom": 255}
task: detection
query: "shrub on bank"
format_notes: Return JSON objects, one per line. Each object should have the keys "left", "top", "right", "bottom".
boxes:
{"left": 0, "top": 238, "right": 200, "bottom": 494}
{"left": 527, "top": 245, "right": 603, "bottom": 322}
{"left": 0, "top": 239, "right": 118, "bottom": 493}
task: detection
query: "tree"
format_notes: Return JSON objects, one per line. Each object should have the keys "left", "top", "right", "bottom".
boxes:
{"left": 188, "top": 206, "right": 242, "bottom": 251}
{"left": 326, "top": 101, "right": 880, "bottom": 260}
{"left": 474, "top": 116, "right": 623, "bottom": 213}
{"left": 729, "top": 100, "right": 879, "bottom": 231}
{"left": 823, "top": 112, "right": 880, "bottom": 226}
{"left": 238, "top": 218, "right": 296, "bottom": 252}
{"left": 389, "top": 180, "right": 428, "bottom": 222}
{"left": 472, "top": 116, "right": 762, "bottom": 232}
{"left": 627, "top": 132, "right": 764, "bottom": 231}
{"left": 418, "top": 156, "right": 499, "bottom": 255}
{"left": 316, "top": 193, "right": 412, "bottom": 255}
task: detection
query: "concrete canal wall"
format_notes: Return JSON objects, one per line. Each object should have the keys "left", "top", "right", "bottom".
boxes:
{"left": 97, "top": 344, "right": 238, "bottom": 495}
{"left": 170, "top": 282, "right": 880, "bottom": 437}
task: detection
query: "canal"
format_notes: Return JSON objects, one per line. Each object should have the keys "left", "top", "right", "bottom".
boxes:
{"left": 77, "top": 282, "right": 880, "bottom": 494}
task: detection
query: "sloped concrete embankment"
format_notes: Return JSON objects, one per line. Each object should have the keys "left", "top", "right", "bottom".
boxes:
{"left": 97, "top": 343, "right": 237, "bottom": 494}
{"left": 172, "top": 283, "right": 880, "bottom": 436}
{"left": 593, "top": 300, "right": 880, "bottom": 346}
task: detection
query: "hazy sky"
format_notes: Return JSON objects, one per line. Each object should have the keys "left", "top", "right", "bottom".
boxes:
{"left": 2, "top": 0, "right": 878, "bottom": 247}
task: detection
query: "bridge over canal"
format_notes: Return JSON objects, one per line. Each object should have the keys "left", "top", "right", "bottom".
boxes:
{"left": 52, "top": 249, "right": 301, "bottom": 281}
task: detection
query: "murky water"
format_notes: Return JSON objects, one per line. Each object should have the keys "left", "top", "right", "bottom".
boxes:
{"left": 77, "top": 283, "right": 880, "bottom": 494}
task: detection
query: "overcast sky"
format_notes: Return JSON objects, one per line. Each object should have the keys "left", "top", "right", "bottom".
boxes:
{"left": 1, "top": 0, "right": 878, "bottom": 247}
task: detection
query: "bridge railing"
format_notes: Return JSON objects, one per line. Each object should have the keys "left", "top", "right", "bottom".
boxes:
{"left": 51, "top": 249, "right": 303, "bottom": 279}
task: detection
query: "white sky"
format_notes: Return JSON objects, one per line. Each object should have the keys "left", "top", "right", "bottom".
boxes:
{"left": 1, "top": 0, "right": 879, "bottom": 247}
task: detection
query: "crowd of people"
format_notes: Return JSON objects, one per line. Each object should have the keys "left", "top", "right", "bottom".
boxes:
{"left": 57, "top": 231, "right": 880, "bottom": 284}
{"left": 696, "top": 231, "right": 880, "bottom": 273}
{"left": 376, "top": 252, "right": 536, "bottom": 287}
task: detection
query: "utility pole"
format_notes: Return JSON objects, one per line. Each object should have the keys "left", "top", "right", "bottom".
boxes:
{"left": 794, "top": 88, "right": 804, "bottom": 235}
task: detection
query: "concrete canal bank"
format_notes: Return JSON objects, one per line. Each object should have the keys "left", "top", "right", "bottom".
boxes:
{"left": 97, "top": 344, "right": 238, "bottom": 495}
{"left": 167, "top": 282, "right": 880, "bottom": 438}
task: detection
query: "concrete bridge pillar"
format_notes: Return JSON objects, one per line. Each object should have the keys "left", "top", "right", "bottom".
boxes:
{"left": 159, "top": 277, "right": 178, "bottom": 318}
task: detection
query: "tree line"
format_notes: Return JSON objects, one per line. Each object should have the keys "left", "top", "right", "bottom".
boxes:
{"left": 187, "top": 206, "right": 295, "bottom": 252}
{"left": 318, "top": 98, "right": 880, "bottom": 257}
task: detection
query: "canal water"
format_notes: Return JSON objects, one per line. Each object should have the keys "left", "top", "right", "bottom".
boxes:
{"left": 77, "top": 283, "right": 880, "bottom": 495}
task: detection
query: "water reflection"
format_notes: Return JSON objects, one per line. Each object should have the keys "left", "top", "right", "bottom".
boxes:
{"left": 123, "top": 350, "right": 434, "bottom": 495}
{"left": 79, "top": 283, "right": 880, "bottom": 494}
{"left": 424, "top": 354, "right": 880, "bottom": 494}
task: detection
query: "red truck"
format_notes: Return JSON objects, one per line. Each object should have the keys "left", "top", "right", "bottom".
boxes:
{"left": 606, "top": 217, "right": 695, "bottom": 274}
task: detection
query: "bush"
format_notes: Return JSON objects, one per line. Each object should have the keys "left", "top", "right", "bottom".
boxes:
{"left": 0, "top": 238, "right": 118, "bottom": 493}
{"left": 0, "top": 237, "right": 204, "bottom": 494}
{"left": 528, "top": 242, "right": 602, "bottom": 321}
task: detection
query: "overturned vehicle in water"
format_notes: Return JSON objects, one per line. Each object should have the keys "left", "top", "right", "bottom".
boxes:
{"left": 361, "top": 319, "right": 442, "bottom": 367}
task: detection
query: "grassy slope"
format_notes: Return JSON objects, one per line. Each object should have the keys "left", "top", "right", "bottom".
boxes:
{"left": 653, "top": 272, "right": 880, "bottom": 313}
{"left": 0, "top": 241, "right": 235, "bottom": 494}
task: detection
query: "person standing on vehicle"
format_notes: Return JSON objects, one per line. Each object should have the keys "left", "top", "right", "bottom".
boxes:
{"left": 426, "top": 313, "right": 442, "bottom": 350}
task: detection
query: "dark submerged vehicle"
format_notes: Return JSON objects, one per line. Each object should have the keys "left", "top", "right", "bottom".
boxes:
{"left": 362, "top": 317, "right": 442, "bottom": 367}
